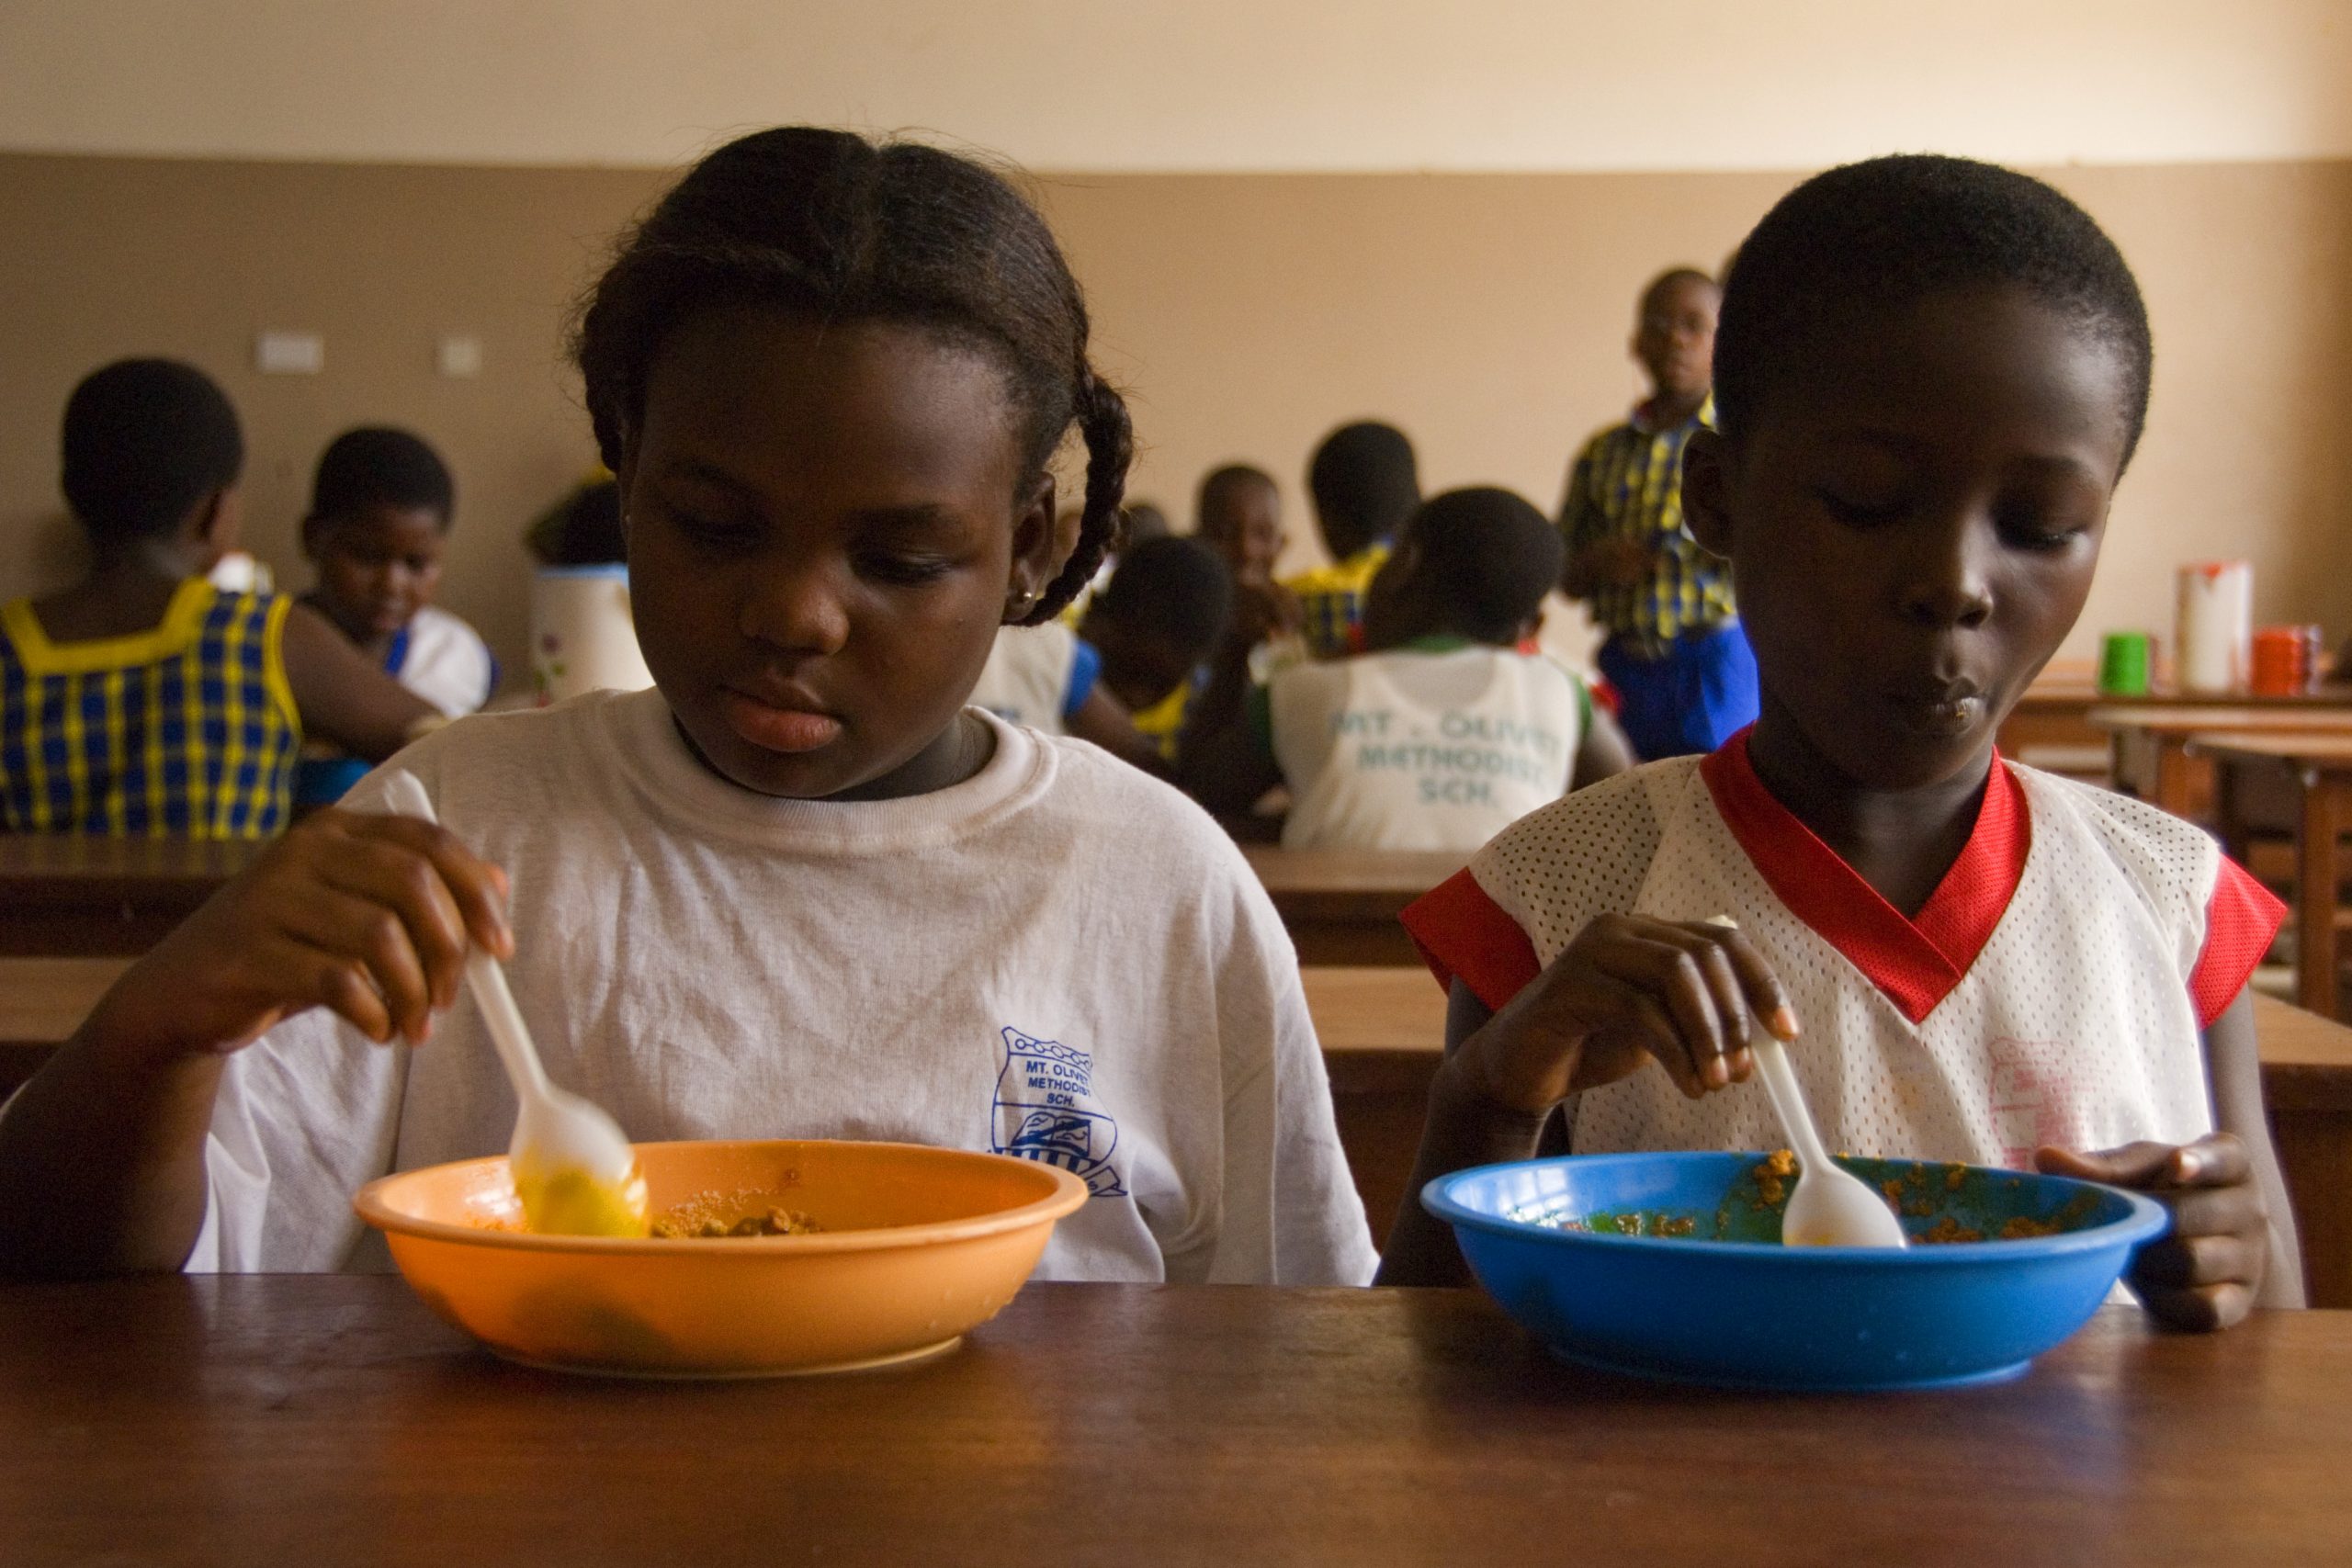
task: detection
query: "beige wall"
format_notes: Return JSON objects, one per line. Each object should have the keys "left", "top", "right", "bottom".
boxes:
{"left": 7, "top": 1, "right": 2352, "bottom": 171}
{"left": 4, "top": 152, "right": 2348, "bottom": 675}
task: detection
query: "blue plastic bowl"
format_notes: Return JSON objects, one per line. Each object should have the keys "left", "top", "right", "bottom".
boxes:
{"left": 1423, "top": 1151, "right": 2168, "bottom": 1392}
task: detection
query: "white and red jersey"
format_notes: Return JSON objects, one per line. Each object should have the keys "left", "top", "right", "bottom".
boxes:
{"left": 1401, "top": 733, "right": 2285, "bottom": 1168}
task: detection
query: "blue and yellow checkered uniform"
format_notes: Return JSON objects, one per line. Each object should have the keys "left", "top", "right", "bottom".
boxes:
{"left": 1283, "top": 542, "right": 1392, "bottom": 660}
{"left": 0, "top": 579, "right": 300, "bottom": 836}
{"left": 1559, "top": 396, "right": 1733, "bottom": 658}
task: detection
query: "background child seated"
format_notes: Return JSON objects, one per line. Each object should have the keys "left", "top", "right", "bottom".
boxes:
{"left": 0, "top": 360, "right": 435, "bottom": 836}
{"left": 1181, "top": 487, "right": 1631, "bottom": 848}
{"left": 295, "top": 427, "right": 497, "bottom": 805}
{"left": 967, "top": 617, "right": 1166, "bottom": 773}
{"left": 1379, "top": 155, "right": 2302, "bottom": 1332}
{"left": 0, "top": 128, "right": 1374, "bottom": 1292}
{"left": 1075, "top": 536, "right": 1235, "bottom": 762}
{"left": 1195, "top": 463, "right": 1302, "bottom": 661}
{"left": 1283, "top": 422, "right": 1420, "bottom": 659}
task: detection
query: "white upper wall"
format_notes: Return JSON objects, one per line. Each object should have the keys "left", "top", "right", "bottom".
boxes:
{"left": 5, "top": 0, "right": 2350, "bottom": 172}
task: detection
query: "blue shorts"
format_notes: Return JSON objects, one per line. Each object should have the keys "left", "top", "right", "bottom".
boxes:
{"left": 1598, "top": 621, "right": 1761, "bottom": 761}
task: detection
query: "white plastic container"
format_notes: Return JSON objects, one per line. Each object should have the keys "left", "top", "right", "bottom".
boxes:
{"left": 2175, "top": 561, "right": 2252, "bottom": 695}
{"left": 530, "top": 564, "right": 654, "bottom": 705}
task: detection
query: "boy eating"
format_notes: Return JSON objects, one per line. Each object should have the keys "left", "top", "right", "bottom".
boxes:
{"left": 1380, "top": 156, "right": 2302, "bottom": 1331}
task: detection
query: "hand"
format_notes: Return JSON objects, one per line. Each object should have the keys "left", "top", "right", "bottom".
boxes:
{"left": 1590, "top": 536, "right": 1656, "bottom": 587}
{"left": 1234, "top": 581, "right": 1304, "bottom": 643}
{"left": 76, "top": 809, "right": 512, "bottom": 1068}
{"left": 1450, "top": 914, "right": 1799, "bottom": 1116}
{"left": 2035, "top": 1135, "right": 2268, "bottom": 1331}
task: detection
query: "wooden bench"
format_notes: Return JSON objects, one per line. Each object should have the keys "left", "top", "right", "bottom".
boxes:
{"left": 1240, "top": 845, "right": 1462, "bottom": 966}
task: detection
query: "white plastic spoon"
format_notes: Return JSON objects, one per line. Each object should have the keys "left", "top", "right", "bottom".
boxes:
{"left": 1707, "top": 917, "right": 1906, "bottom": 1249}
{"left": 379, "top": 770, "right": 648, "bottom": 1236}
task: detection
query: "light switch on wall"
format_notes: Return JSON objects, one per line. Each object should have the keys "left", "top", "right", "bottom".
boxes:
{"left": 254, "top": 331, "right": 324, "bottom": 375}
{"left": 436, "top": 335, "right": 483, "bottom": 378}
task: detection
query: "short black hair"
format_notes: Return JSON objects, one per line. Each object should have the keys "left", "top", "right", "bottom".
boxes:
{"left": 573, "top": 126, "right": 1131, "bottom": 625}
{"left": 1197, "top": 463, "right": 1275, "bottom": 531}
{"left": 1093, "top": 536, "right": 1233, "bottom": 664}
{"left": 60, "top": 358, "right": 243, "bottom": 546}
{"left": 526, "top": 478, "right": 625, "bottom": 566}
{"left": 1715, "top": 154, "right": 2153, "bottom": 466}
{"left": 1306, "top": 422, "right": 1419, "bottom": 559}
{"left": 310, "top": 426, "right": 455, "bottom": 527}
{"left": 1640, "top": 266, "right": 1718, "bottom": 310}
{"left": 1397, "top": 488, "right": 1563, "bottom": 644}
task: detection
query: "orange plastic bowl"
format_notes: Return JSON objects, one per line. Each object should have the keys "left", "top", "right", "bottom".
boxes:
{"left": 353, "top": 1139, "right": 1089, "bottom": 1378}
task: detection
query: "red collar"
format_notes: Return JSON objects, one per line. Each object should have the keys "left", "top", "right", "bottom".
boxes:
{"left": 1698, "top": 729, "right": 2030, "bottom": 1024}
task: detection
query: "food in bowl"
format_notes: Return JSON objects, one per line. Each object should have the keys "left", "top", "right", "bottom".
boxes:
{"left": 1425, "top": 1151, "right": 2167, "bottom": 1391}
{"left": 355, "top": 1139, "right": 1089, "bottom": 1378}
{"left": 1540, "top": 1152, "right": 2110, "bottom": 1247}
{"left": 649, "top": 1198, "right": 824, "bottom": 1238}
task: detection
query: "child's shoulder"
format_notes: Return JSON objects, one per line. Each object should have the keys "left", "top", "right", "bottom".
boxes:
{"left": 1470, "top": 754, "right": 1702, "bottom": 900}
{"left": 2007, "top": 760, "right": 2222, "bottom": 901}
{"left": 1034, "top": 726, "right": 1245, "bottom": 854}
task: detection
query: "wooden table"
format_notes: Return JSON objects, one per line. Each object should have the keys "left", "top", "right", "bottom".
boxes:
{"left": 1307, "top": 965, "right": 2352, "bottom": 1306}
{"left": 1240, "top": 845, "right": 1464, "bottom": 965}
{"left": 2, "top": 1277, "right": 2346, "bottom": 1564}
{"left": 0, "top": 834, "right": 258, "bottom": 956}
{"left": 2192, "top": 732, "right": 2352, "bottom": 1018}
{"left": 2088, "top": 702, "right": 2352, "bottom": 819}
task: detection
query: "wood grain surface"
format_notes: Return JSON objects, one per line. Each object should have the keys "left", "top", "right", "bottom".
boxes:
{"left": 1, "top": 1277, "right": 2346, "bottom": 1566}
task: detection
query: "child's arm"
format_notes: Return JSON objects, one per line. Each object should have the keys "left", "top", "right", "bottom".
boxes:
{"left": 2036, "top": 990, "right": 2307, "bottom": 1328}
{"left": 1065, "top": 686, "right": 1172, "bottom": 778}
{"left": 0, "top": 810, "right": 509, "bottom": 1276}
{"left": 281, "top": 604, "right": 440, "bottom": 761}
{"left": 1571, "top": 701, "right": 1635, "bottom": 789}
{"left": 1374, "top": 916, "right": 1794, "bottom": 1286}
{"left": 1174, "top": 638, "right": 1283, "bottom": 815}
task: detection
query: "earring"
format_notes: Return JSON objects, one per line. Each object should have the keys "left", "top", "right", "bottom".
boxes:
{"left": 1008, "top": 586, "right": 1037, "bottom": 615}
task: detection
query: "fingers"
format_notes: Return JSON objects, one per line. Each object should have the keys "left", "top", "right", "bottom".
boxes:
{"left": 2036, "top": 1134, "right": 2250, "bottom": 1191}
{"left": 2132, "top": 1229, "right": 2260, "bottom": 1292}
{"left": 2138, "top": 1279, "right": 2256, "bottom": 1334}
{"left": 1578, "top": 918, "right": 1797, "bottom": 1094}
{"left": 327, "top": 812, "right": 513, "bottom": 959}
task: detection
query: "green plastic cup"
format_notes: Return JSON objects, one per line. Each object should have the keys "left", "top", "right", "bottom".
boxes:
{"left": 2098, "top": 631, "right": 2154, "bottom": 695}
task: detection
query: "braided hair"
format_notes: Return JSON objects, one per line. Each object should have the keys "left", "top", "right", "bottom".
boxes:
{"left": 572, "top": 127, "right": 1132, "bottom": 624}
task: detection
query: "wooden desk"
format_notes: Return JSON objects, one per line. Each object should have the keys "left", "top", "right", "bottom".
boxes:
{"left": 0, "top": 834, "right": 258, "bottom": 956}
{"left": 3, "top": 1276, "right": 2346, "bottom": 1563}
{"left": 2193, "top": 733, "right": 2352, "bottom": 1020}
{"left": 1240, "top": 845, "right": 1463, "bottom": 965}
{"left": 2088, "top": 702, "right": 2352, "bottom": 818}
{"left": 1306, "top": 966, "right": 2352, "bottom": 1304}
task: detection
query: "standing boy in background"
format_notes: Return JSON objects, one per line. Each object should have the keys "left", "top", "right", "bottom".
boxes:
{"left": 1558, "top": 268, "right": 1758, "bottom": 759}
{"left": 1285, "top": 422, "right": 1420, "bottom": 659}
{"left": 0, "top": 361, "right": 435, "bottom": 835}
{"left": 293, "top": 428, "right": 496, "bottom": 805}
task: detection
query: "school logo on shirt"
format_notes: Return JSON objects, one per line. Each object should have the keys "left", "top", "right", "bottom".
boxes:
{"left": 1987, "top": 1036, "right": 2083, "bottom": 1168}
{"left": 991, "top": 1026, "right": 1127, "bottom": 1198}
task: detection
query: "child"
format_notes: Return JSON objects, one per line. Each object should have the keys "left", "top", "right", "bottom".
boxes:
{"left": 1283, "top": 422, "right": 1419, "bottom": 658}
{"left": 1197, "top": 462, "right": 1305, "bottom": 662}
{"left": 294, "top": 427, "right": 498, "bottom": 805}
{"left": 0, "top": 129, "right": 1375, "bottom": 1289}
{"left": 967, "top": 619, "right": 1166, "bottom": 774}
{"left": 1075, "top": 536, "right": 1235, "bottom": 762}
{"left": 1377, "top": 155, "right": 2302, "bottom": 1332}
{"left": 1557, "top": 268, "right": 1759, "bottom": 761}
{"left": 1182, "top": 487, "right": 1631, "bottom": 849}
{"left": 0, "top": 360, "right": 437, "bottom": 837}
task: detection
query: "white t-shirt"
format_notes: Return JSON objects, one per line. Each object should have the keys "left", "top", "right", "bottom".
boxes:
{"left": 193, "top": 689, "right": 1376, "bottom": 1284}
{"left": 396, "top": 604, "right": 495, "bottom": 716}
{"left": 1403, "top": 740, "right": 2283, "bottom": 1168}
{"left": 968, "top": 623, "right": 1089, "bottom": 737}
{"left": 1270, "top": 644, "right": 1585, "bottom": 852}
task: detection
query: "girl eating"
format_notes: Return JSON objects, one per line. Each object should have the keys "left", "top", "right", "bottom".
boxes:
{"left": 1379, "top": 155, "right": 2303, "bottom": 1329}
{"left": 0, "top": 128, "right": 1377, "bottom": 1287}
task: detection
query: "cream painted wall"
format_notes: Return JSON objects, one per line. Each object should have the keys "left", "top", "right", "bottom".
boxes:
{"left": 4, "top": 154, "right": 2346, "bottom": 681}
{"left": 4, "top": 0, "right": 2352, "bottom": 172}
